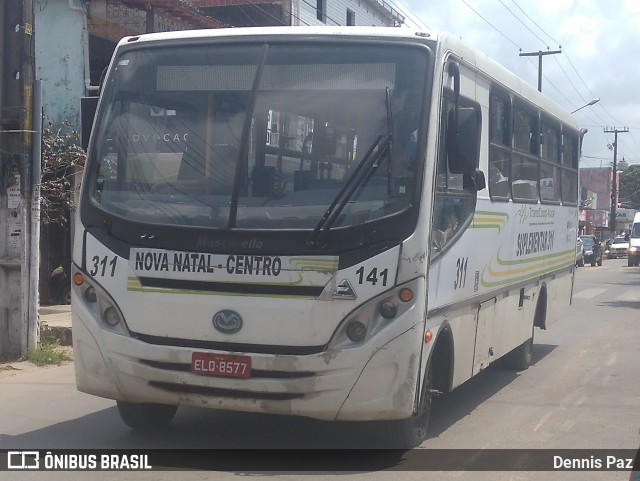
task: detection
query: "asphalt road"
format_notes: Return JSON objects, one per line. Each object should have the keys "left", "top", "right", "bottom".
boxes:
{"left": 1, "top": 258, "right": 639, "bottom": 480}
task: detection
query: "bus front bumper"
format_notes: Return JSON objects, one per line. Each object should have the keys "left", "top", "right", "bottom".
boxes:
{"left": 71, "top": 299, "right": 424, "bottom": 422}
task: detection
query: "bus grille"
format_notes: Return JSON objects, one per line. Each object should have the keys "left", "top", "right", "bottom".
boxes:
{"left": 132, "top": 332, "right": 326, "bottom": 356}
{"left": 148, "top": 381, "right": 305, "bottom": 401}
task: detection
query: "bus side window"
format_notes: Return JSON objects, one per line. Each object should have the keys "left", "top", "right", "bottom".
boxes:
{"left": 511, "top": 106, "right": 539, "bottom": 202}
{"left": 488, "top": 91, "right": 511, "bottom": 200}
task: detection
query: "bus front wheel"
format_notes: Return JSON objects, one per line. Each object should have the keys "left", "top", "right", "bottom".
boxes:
{"left": 116, "top": 401, "right": 178, "bottom": 431}
{"left": 382, "top": 361, "right": 433, "bottom": 448}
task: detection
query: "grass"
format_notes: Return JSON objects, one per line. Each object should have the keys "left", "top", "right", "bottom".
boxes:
{"left": 22, "top": 340, "right": 72, "bottom": 366}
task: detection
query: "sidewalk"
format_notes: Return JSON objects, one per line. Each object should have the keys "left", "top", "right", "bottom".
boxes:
{"left": 40, "top": 304, "right": 73, "bottom": 346}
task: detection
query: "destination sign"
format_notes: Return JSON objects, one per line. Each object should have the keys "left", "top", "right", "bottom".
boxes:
{"left": 128, "top": 248, "right": 338, "bottom": 286}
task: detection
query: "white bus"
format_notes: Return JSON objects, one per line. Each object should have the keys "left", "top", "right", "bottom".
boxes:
{"left": 73, "top": 26, "right": 583, "bottom": 447}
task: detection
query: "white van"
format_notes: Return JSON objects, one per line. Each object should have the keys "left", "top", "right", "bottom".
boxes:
{"left": 628, "top": 213, "right": 640, "bottom": 266}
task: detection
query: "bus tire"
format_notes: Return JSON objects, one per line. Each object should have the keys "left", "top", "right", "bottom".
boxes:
{"left": 505, "top": 291, "right": 543, "bottom": 371}
{"left": 382, "top": 361, "right": 433, "bottom": 448}
{"left": 116, "top": 401, "right": 178, "bottom": 431}
{"left": 505, "top": 334, "right": 533, "bottom": 371}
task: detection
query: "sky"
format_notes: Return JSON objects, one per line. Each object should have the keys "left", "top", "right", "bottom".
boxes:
{"left": 395, "top": 0, "right": 640, "bottom": 169}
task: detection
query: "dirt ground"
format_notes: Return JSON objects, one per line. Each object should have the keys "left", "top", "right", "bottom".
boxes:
{"left": 0, "top": 346, "right": 73, "bottom": 379}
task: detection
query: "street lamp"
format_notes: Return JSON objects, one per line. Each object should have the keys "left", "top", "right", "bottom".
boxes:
{"left": 571, "top": 98, "right": 600, "bottom": 114}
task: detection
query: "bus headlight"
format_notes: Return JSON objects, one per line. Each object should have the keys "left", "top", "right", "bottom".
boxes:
{"left": 346, "top": 321, "right": 367, "bottom": 342}
{"left": 72, "top": 264, "right": 130, "bottom": 336}
{"left": 84, "top": 286, "right": 97, "bottom": 303}
{"left": 103, "top": 306, "right": 122, "bottom": 327}
{"left": 380, "top": 301, "right": 397, "bottom": 319}
{"left": 328, "top": 278, "right": 420, "bottom": 349}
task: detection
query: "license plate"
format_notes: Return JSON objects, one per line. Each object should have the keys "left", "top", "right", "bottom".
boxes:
{"left": 191, "top": 352, "right": 251, "bottom": 378}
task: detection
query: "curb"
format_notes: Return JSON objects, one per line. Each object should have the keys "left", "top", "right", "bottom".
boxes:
{"left": 39, "top": 305, "right": 73, "bottom": 347}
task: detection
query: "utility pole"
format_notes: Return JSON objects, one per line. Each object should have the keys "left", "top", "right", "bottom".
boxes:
{"left": 0, "top": 0, "right": 37, "bottom": 360}
{"left": 604, "top": 127, "right": 629, "bottom": 239}
{"left": 519, "top": 48, "right": 562, "bottom": 92}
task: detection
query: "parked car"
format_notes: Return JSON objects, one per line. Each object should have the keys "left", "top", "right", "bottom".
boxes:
{"left": 608, "top": 236, "right": 629, "bottom": 259}
{"left": 579, "top": 235, "right": 603, "bottom": 266}
{"left": 575, "top": 238, "right": 585, "bottom": 267}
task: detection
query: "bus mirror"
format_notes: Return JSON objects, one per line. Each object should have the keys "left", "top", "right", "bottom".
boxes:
{"left": 447, "top": 107, "right": 480, "bottom": 174}
{"left": 463, "top": 169, "right": 486, "bottom": 192}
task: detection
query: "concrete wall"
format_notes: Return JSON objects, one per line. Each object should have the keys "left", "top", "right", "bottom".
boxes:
{"left": 35, "top": 0, "right": 86, "bottom": 126}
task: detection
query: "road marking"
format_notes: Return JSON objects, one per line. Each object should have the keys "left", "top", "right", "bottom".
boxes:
{"left": 572, "top": 288, "right": 607, "bottom": 299}
{"left": 533, "top": 410, "right": 553, "bottom": 432}
{"left": 614, "top": 291, "right": 640, "bottom": 302}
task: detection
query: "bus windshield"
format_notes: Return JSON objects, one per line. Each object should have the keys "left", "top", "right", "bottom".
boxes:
{"left": 86, "top": 42, "right": 430, "bottom": 230}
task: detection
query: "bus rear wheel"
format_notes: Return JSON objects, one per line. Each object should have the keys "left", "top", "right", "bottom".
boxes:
{"left": 505, "top": 334, "right": 533, "bottom": 371}
{"left": 116, "top": 401, "right": 178, "bottom": 431}
{"left": 382, "top": 362, "right": 433, "bottom": 448}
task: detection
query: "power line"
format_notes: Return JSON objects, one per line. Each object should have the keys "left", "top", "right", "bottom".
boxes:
{"left": 235, "top": 3, "right": 259, "bottom": 26}
{"left": 499, "top": 1, "right": 604, "bottom": 118}
{"left": 505, "top": 0, "right": 625, "bottom": 131}
{"left": 242, "top": 0, "right": 287, "bottom": 25}
{"left": 444, "top": 0, "right": 640, "bottom": 161}
{"left": 460, "top": 0, "right": 522, "bottom": 50}
{"left": 509, "top": 0, "right": 561, "bottom": 46}
{"left": 459, "top": 0, "right": 570, "bottom": 104}
{"left": 387, "top": 0, "right": 429, "bottom": 30}
{"left": 497, "top": 0, "right": 549, "bottom": 47}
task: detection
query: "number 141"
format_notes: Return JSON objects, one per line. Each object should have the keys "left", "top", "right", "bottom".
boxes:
{"left": 356, "top": 266, "right": 389, "bottom": 286}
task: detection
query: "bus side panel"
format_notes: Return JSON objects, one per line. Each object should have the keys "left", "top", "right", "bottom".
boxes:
{"left": 489, "top": 285, "right": 535, "bottom": 361}
{"left": 543, "top": 270, "right": 574, "bottom": 328}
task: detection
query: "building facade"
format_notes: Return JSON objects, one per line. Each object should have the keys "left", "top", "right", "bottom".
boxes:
{"left": 35, "top": 0, "right": 405, "bottom": 129}
{"left": 578, "top": 167, "right": 626, "bottom": 239}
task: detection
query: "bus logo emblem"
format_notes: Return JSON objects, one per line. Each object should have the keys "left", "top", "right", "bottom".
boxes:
{"left": 213, "top": 310, "right": 243, "bottom": 334}
{"left": 334, "top": 279, "right": 357, "bottom": 299}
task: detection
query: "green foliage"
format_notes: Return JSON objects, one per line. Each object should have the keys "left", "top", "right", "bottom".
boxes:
{"left": 40, "top": 119, "right": 86, "bottom": 225}
{"left": 618, "top": 164, "right": 640, "bottom": 210}
{"left": 22, "top": 340, "right": 72, "bottom": 366}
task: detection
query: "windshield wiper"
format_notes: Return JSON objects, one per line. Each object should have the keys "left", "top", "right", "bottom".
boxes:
{"left": 307, "top": 88, "right": 395, "bottom": 248}
{"left": 228, "top": 44, "right": 269, "bottom": 228}
{"left": 307, "top": 133, "right": 393, "bottom": 248}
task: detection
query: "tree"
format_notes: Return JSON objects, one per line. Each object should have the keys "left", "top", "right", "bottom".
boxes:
{"left": 618, "top": 165, "right": 640, "bottom": 210}
{"left": 40, "top": 119, "right": 85, "bottom": 225}
{"left": 39, "top": 120, "right": 86, "bottom": 305}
